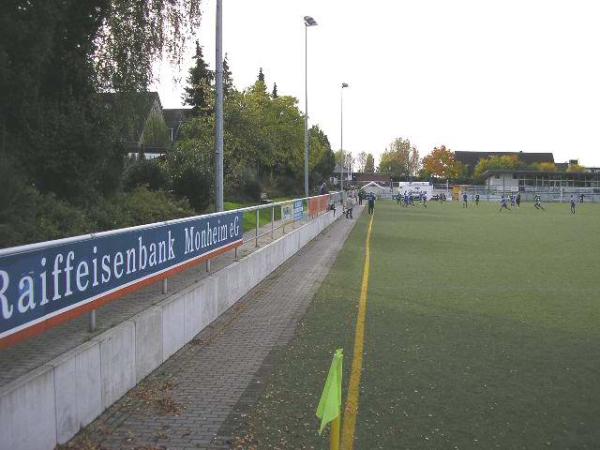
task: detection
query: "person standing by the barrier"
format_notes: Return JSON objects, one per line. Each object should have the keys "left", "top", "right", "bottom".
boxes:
{"left": 475, "top": 193, "right": 480, "bottom": 206}
{"left": 319, "top": 181, "right": 328, "bottom": 195}
{"left": 570, "top": 195, "right": 576, "bottom": 214}
{"left": 580, "top": 193, "right": 584, "bottom": 204}
{"left": 516, "top": 193, "right": 521, "bottom": 207}
{"left": 462, "top": 192, "right": 468, "bottom": 208}
{"left": 345, "top": 195, "right": 355, "bottom": 219}
{"left": 368, "top": 193, "right": 375, "bottom": 215}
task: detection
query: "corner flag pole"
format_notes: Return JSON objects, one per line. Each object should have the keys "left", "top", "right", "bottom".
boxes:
{"left": 316, "top": 349, "right": 343, "bottom": 450}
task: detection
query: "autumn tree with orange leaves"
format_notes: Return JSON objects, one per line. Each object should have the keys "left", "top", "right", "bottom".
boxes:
{"left": 421, "top": 146, "right": 463, "bottom": 180}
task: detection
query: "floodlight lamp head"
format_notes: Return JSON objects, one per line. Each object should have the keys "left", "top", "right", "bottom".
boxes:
{"left": 304, "top": 16, "right": 318, "bottom": 27}
{"left": 342, "top": 82, "right": 349, "bottom": 88}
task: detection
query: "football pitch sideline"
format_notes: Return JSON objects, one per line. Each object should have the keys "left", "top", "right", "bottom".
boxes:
{"left": 237, "top": 200, "right": 600, "bottom": 449}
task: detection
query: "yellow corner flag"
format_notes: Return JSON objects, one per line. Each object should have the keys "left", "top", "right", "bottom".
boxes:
{"left": 316, "top": 348, "right": 343, "bottom": 435}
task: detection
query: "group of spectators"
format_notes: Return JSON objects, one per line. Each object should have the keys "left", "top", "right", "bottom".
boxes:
{"left": 343, "top": 189, "right": 376, "bottom": 218}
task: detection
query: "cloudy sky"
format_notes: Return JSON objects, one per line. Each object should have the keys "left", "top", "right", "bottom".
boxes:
{"left": 154, "top": 0, "right": 600, "bottom": 166}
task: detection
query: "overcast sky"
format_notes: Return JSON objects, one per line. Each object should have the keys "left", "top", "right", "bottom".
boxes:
{"left": 154, "top": 0, "right": 600, "bottom": 167}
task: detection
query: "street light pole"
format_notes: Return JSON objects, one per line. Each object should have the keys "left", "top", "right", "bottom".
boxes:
{"left": 304, "top": 16, "right": 317, "bottom": 197}
{"left": 215, "top": 0, "right": 224, "bottom": 211}
{"left": 340, "top": 82, "right": 349, "bottom": 191}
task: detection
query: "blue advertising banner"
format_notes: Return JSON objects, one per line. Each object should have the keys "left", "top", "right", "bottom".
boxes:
{"left": 0, "top": 211, "right": 243, "bottom": 345}
{"left": 293, "top": 200, "right": 304, "bottom": 221}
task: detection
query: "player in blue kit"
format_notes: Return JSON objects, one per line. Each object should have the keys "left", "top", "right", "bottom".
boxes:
{"left": 499, "top": 195, "right": 511, "bottom": 212}
{"left": 534, "top": 194, "right": 545, "bottom": 211}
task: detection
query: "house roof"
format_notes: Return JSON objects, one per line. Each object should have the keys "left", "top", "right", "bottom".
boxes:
{"left": 455, "top": 151, "right": 555, "bottom": 172}
{"left": 98, "top": 91, "right": 162, "bottom": 147}
{"left": 359, "top": 181, "right": 389, "bottom": 191}
{"left": 163, "top": 108, "right": 193, "bottom": 131}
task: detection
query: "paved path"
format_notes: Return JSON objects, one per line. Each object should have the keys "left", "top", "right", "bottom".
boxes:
{"left": 63, "top": 209, "right": 361, "bottom": 450}
{"left": 0, "top": 216, "right": 306, "bottom": 387}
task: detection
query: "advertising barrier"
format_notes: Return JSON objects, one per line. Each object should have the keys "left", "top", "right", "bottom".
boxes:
{"left": 309, "top": 195, "right": 329, "bottom": 218}
{"left": 281, "top": 202, "right": 294, "bottom": 223}
{"left": 294, "top": 200, "right": 305, "bottom": 221}
{"left": 0, "top": 211, "right": 243, "bottom": 348}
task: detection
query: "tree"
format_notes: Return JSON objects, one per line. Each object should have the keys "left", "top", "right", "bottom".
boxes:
{"left": 0, "top": 0, "right": 202, "bottom": 205}
{"left": 365, "top": 153, "right": 375, "bottom": 174}
{"left": 378, "top": 138, "right": 419, "bottom": 179}
{"left": 531, "top": 162, "right": 557, "bottom": 172}
{"left": 178, "top": 73, "right": 316, "bottom": 199}
{"left": 167, "top": 122, "right": 213, "bottom": 211}
{"left": 272, "top": 83, "right": 278, "bottom": 98}
{"left": 183, "top": 41, "right": 214, "bottom": 117}
{"left": 223, "top": 53, "right": 233, "bottom": 98}
{"left": 258, "top": 67, "right": 265, "bottom": 83}
{"left": 421, "top": 145, "right": 463, "bottom": 180}
{"left": 142, "top": 114, "right": 171, "bottom": 148}
{"left": 356, "top": 151, "right": 367, "bottom": 172}
{"left": 335, "top": 150, "right": 355, "bottom": 174}
{"left": 309, "top": 126, "right": 336, "bottom": 186}
{"left": 567, "top": 164, "right": 585, "bottom": 173}
{"left": 473, "top": 155, "right": 522, "bottom": 182}
{"left": 94, "top": 1, "right": 203, "bottom": 92}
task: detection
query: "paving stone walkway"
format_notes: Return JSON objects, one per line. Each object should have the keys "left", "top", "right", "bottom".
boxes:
{"left": 63, "top": 209, "right": 361, "bottom": 450}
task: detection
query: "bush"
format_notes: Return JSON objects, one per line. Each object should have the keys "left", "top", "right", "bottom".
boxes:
{"left": 171, "top": 165, "right": 212, "bottom": 212}
{"left": 87, "top": 186, "right": 195, "bottom": 231}
{"left": 166, "top": 145, "right": 213, "bottom": 212}
{"left": 0, "top": 186, "right": 92, "bottom": 248}
{"left": 272, "top": 173, "right": 302, "bottom": 198}
{"left": 237, "top": 169, "right": 262, "bottom": 202}
{"left": 122, "top": 158, "right": 170, "bottom": 192}
{"left": 0, "top": 184, "right": 194, "bottom": 248}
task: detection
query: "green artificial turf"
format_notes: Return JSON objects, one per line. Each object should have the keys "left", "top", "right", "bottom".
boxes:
{"left": 241, "top": 200, "right": 600, "bottom": 449}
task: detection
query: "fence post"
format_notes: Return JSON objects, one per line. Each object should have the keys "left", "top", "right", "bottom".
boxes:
{"left": 255, "top": 209, "right": 259, "bottom": 247}
{"left": 234, "top": 246, "right": 239, "bottom": 261}
{"left": 88, "top": 311, "right": 96, "bottom": 332}
{"left": 206, "top": 259, "right": 211, "bottom": 272}
{"left": 271, "top": 205, "right": 275, "bottom": 239}
{"left": 162, "top": 278, "right": 168, "bottom": 294}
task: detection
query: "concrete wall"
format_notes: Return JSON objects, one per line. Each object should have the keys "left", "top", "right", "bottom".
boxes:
{"left": 0, "top": 210, "right": 340, "bottom": 450}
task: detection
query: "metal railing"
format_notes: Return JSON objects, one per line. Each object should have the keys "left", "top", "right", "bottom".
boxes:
{"left": 240, "top": 192, "right": 342, "bottom": 249}
{"left": 0, "top": 192, "right": 341, "bottom": 344}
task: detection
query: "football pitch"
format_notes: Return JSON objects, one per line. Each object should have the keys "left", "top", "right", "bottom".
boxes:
{"left": 238, "top": 200, "right": 600, "bottom": 449}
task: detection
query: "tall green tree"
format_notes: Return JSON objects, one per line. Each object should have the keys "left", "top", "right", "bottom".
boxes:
{"left": 178, "top": 74, "right": 329, "bottom": 199}
{"left": 184, "top": 41, "right": 214, "bottom": 117}
{"left": 335, "top": 150, "right": 355, "bottom": 173}
{"left": 309, "top": 125, "right": 336, "bottom": 186}
{"left": 223, "top": 53, "right": 233, "bottom": 98}
{"left": 272, "top": 83, "right": 279, "bottom": 98}
{"left": 473, "top": 155, "right": 522, "bottom": 182}
{"left": 0, "top": 0, "right": 202, "bottom": 204}
{"left": 378, "top": 138, "right": 419, "bottom": 179}
{"left": 365, "top": 153, "right": 376, "bottom": 174}
{"left": 356, "top": 151, "right": 367, "bottom": 172}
